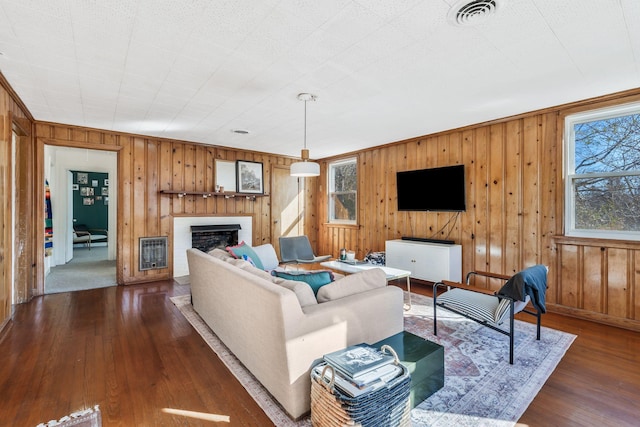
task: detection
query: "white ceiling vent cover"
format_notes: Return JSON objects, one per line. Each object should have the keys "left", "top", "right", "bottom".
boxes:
{"left": 139, "top": 236, "right": 168, "bottom": 271}
{"left": 448, "top": 0, "right": 504, "bottom": 26}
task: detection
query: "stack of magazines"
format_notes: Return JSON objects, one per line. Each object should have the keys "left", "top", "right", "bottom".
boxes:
{"left": 313, "top": 344, "right": 402, "bottom": 397}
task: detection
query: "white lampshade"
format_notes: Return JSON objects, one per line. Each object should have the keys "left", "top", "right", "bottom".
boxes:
{"left": 290, "top": 160, "right": 320, "bottom": 177}
{"left": 291, "top": 93, "right": 320, "bottom": 178}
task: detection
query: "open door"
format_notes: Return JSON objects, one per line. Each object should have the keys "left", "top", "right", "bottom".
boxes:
{"left": 271, "top": 165, "right": 303, "bottom": 258}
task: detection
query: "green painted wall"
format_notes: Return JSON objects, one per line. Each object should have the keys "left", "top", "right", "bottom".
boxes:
{"left": 72, "top": 171, "right": 109, "bottom": 231}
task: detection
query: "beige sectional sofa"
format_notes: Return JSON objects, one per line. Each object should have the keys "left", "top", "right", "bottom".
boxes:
{"left": 186, "top": 247, "right": 405, "bottom": 419}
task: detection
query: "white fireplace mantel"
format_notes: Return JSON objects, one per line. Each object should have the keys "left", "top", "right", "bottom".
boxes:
{"left": 173, "top": 216, "right": 253, "bottom": 277}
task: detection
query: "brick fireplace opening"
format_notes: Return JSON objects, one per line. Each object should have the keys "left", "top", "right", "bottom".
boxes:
{"left": 190, "top": 224, "right": 241, "bottom": 253}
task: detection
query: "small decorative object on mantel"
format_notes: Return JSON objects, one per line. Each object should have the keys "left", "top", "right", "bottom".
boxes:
{"left": 158, "top": 190, "right": 266, "bottom": 201}
{"left": 236, "top": 160, "right": 264, "bottom": 194}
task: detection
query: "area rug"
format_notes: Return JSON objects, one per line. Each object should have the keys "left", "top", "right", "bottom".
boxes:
{"left": 171, "top": 293, "right": 575, "bottom": 426}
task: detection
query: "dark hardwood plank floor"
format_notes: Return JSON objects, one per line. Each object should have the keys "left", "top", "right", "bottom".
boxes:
{"left": 0, "top": 279, "right": 638, "bottom": 426}
{"left": 0, "top": 281, "right": 271, "bottom": 426}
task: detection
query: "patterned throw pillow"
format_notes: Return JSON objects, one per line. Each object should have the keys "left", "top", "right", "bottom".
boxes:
{"left": 226, "top": 241, "right": 265, "bottom": 270}
{"left": 272, "top": 270, "right": 335, "bottom": 296}
{"left": 242, "top": 254, "right": 257, "bottom": 268}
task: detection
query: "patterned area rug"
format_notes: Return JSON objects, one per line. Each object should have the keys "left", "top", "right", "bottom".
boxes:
{"left": 171, "top": 292, "right": 575, "bottom": 426}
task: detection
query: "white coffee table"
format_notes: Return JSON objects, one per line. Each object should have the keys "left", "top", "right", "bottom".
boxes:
{"left": 320, "top": 260, "right": 412, "bottom": 309}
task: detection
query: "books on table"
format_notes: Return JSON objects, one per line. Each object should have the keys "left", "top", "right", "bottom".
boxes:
{"left": 319, "top": 344, "right": 401, "bottom": 397}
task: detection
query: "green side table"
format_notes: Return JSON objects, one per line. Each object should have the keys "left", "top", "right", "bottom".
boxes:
{"left": 372, "top": 331, "right": 444, "bottom": 408}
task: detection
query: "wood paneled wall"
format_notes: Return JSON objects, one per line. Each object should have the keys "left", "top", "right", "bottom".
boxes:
{"left": 0, "top": 73, "right": 34, "bottom": 328}
{"left": 3, "top": 65, "right": 640, "bottom": 332}
{"left": 316, "top": 90, "right": 640, "bottom": 331}
{"left": 317, "top": 114, "right": 559, "bottom": 277}
{"left": 35, "top": 124, "right": 303, "bottom": 288}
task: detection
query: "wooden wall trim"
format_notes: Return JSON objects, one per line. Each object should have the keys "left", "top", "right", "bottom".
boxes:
{"left": 547, "top": 302, "right": 640, "bottom": 332}
{"left": 41, "top": 137, "right": 124, "bottom": 151}
{"left": 324, "top": 223, "right": 359, "bottom": 230}
{"left": 35, "top": 121, "right": 297, "bottom": 160}
{"left": 554, "top": 235, "right": 640, "bottom": 250}
{"left": 1, "top": 112, "right": 13, "bottom": 320}
{"left": 171, "top": 213, "right": 257, "bottom": 218}
{"left": 12, "top": 118, "right": 31, "bottom": 137}
{"left": 0, "top": 71, "right": 34, "bottom": 121}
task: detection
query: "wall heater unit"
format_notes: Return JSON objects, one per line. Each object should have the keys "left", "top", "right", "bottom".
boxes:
{"left": 139, "top": 236, "right": 168, "bottom": 271}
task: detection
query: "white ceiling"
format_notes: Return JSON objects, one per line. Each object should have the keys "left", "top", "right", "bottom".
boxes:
{"left": 1, "top": 0, "right": 639, "bottom": 159}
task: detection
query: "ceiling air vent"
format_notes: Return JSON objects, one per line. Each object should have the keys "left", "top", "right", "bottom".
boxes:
{"left": 139, "top": 236, "right": 168, "bottom": 271}
{"left": 447, "top": 0, "right": 504, "bottom": 26}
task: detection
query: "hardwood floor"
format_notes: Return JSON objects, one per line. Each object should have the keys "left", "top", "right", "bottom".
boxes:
{"left": 0, "top": 280, "right": 638, "bottom": 426}
{"left": 0, "top": 281, "right": 271, "bottom": 426}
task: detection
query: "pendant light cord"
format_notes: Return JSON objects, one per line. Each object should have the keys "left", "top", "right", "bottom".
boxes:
{"left": 303, "top": 99, "right": 307, "bottom": 150}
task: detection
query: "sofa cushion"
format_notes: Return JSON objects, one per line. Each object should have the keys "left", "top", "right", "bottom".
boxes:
{"left": 226, "top": 241, "right": 265, "bottom": 270}
{"left": 272, "top": 278, "right": 318, "bottom": 307}
{"left": 208, "top": 248, "right": 234, "bottom": 261}
{"left": 225, "top": 258, "right": 316, "bottom": 307}
{"left": 227, "top": 258, "right": 275, "bottom": 282}
{"left": 316, "top": 268, "right": 386, "bottom": 303}
{"left": 272, "top": 270, "right": 335, "bottom": 296}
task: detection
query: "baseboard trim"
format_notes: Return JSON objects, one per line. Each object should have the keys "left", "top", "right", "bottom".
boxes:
{"left": 547, "top": 303, "right": 640, "bottom": 332}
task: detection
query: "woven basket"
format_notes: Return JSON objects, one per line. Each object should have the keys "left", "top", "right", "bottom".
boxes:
{"left": 310, "top": 345, "right": 411, "bottom": 427}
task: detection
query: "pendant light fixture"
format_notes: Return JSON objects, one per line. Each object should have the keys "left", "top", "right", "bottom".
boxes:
{"left": 290, "top": 92, "right": 320, "bottom": 177}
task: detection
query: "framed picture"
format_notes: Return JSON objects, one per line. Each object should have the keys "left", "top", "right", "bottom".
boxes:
{"left": 215, "top": 160, "right": 236, "bottom": 192}
{"left": 80, "top": 187, "right": 94, "bottom": 196}
{"left": 236, "top": 160, "right": 263, "bottom": 194}
{"left": 104, "top": 178, "right": 109, "bottom": 186}
{"left": 72, "top": 184, "right": 79, "bottom": 191}
{"left": 91, "top": 179, "right": 99, "bottom": 187}
{"left": 77, "top": 172, "right": 88, "bottom": 184}
{"left": 104, "top": 197, "right": 109, "bottom": 205}
{"left": 101, "top": 187, "right": 109, "bottom": 196}
{"left": 83, "top": 197, "right": 94, "bottom": 206}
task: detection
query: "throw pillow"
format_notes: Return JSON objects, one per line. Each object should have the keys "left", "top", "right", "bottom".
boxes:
{"left": 272, "top": 270, "right": 335, "bottom": 296}
{"left": 226, "top": 241, "right": 265, "bottom": 270}
{"left": 242, "top": 254, "right": 257, "bottom": 268}
{"left": 316, "top": 268, "right": 386, "bottom": 302}
{"left": 251, "top": 244, "right": 280, "bottom": 271}
{"left": 272, "top": 277, "right": 318, "bottom": 307}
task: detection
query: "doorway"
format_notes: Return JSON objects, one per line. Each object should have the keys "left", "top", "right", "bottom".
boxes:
{"left": 44, "top": 146, "right": 117, "bottom": 294}
{"left": 271, "top": 165, "right": 304, "bottom": 258}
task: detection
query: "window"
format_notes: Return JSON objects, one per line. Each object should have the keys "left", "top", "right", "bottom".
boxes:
{"left": 328, "top": 158, "right": 357, "bottom": 224}
{"left": 565, "top": 102, "right": 640, "bottom": 240}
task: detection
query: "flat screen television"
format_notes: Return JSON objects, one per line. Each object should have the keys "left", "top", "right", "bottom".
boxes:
{"left": 396, "top": 165, "right": 466, "bottom": 211}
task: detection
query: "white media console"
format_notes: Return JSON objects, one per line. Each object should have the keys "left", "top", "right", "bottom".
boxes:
{"left": 385, "top": 239, "right": 462, "bottom": 283}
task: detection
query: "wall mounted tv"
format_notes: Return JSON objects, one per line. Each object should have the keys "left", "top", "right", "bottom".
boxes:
{"left": 396, "top": 165, "right": 466, "bottom": 212}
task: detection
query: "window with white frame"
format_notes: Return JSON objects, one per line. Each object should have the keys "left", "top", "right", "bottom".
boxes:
{"left": 328, "top": 158, "right": 357, "bottom": 224}
{"left": 564, "top": 102, "right": 640, "bottom": 240}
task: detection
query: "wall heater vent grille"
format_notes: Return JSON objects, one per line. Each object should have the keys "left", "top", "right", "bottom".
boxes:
{"left": 139, "top": 236, "right": 168, "bottom": 271}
